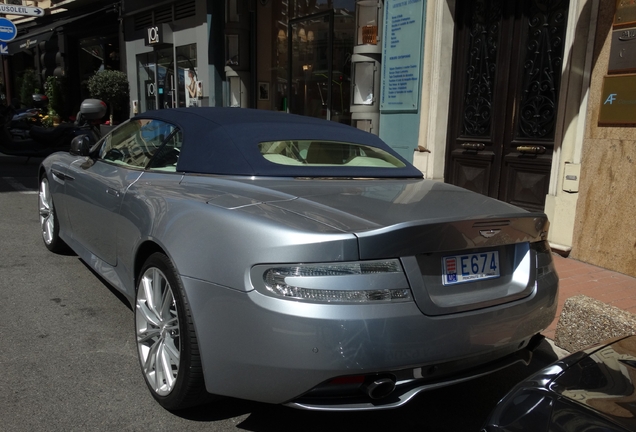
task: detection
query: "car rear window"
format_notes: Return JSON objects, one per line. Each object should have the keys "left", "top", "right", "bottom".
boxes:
{"left": 258, "top": 140, "right": 406, "bottom": 168}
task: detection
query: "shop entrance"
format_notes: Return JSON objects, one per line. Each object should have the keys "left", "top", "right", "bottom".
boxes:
{"left": 136, "top": 43, "right": 198, "bottom": 113}
{"left": 288, "top": 10, "right": 352, "bottom": 124}
{"left": 444, "top": 0, "right": 569, "bottom": 212}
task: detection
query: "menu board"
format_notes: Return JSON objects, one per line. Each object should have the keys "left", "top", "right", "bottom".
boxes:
{"left": 380, "top": 0, "right": 425, "bottom": 112}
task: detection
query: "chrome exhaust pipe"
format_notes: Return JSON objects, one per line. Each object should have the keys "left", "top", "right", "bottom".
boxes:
{"left": 364, "top": 376, "right": 396, "bottom": 400}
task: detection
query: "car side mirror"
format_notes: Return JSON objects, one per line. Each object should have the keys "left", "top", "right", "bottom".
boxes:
{"left": 70, "top": 134, "right": 92, "bottom": 156}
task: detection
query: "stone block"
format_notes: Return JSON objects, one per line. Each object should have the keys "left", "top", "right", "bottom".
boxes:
{"left": 554, "top": 295, "right": 636, "bottom": 352}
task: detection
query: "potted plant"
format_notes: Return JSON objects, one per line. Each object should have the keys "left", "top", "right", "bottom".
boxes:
{"left": 87, "top": 70, "right": 130, "bottom": 127}
{"left": 44, "top": 75, "right": 65, "bottom": 126}
{"left": 19, "top": 69, "right": 42, "bottom": 108}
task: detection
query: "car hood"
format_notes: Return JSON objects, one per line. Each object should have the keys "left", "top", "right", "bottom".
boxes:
{"left": 550, "top": 336, "right": 636, "bottom": 431}
{"left": 188, "top": 176, "right": 548, "bottom": 258}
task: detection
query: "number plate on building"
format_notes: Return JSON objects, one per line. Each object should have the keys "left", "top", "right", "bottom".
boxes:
{"left": 442, "top": 251, "right": 500, "bottom": 285}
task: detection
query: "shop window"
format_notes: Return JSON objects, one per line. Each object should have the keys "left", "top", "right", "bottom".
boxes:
{"left": 137, "top": 53, "right": 157, "bottom": 113}
{"left": 79, "top": 35, "right": 120, "bottom": 103}
{"left": 356, "top": 1, "right": 382, "bottom": 46}
{"left": 352, "top": 61, "right": 375, "bottom": 105}
{"left": 176, "top": 44, "right": 199, "bottom": 107}
{"left": 229, "top": 76, "right": 242, "bottom": 107}
{"left": 226, "top": 35, "right": 239, "bottom": 66}
{"left": 227, "top": 0, "right": 239, "bottom": 22}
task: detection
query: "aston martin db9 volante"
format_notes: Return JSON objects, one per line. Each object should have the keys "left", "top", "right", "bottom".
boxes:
{"left": 38, "top": 107, "right": 558, "bottom": 411}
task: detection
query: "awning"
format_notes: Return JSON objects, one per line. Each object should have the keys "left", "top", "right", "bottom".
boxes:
{"left": 7, "top": 6, "right": 116, "bottom": 55}
{"left": 7, "top": 30, "right": 53, "bottom": 55}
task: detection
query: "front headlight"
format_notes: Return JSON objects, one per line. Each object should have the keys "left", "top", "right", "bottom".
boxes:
{"left": 257, "top": 259, "right": 412, "bottom": 303}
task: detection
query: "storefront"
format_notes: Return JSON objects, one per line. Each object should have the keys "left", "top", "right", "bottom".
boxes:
{"left": 123, "top": 0, "right": 390, "bottom": 140}
{"left": 122, "top": 0, "right": 213, "bottom": 115}
{"left": 255, "top": 0, "right": 386, "bottom": 136}
{"left": 3, "top": 2, "right": 120, "bottom": 117}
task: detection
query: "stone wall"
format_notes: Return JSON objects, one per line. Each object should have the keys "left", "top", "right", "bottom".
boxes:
{"left": 572, "top": 0, "right": 636, "bottom": 277}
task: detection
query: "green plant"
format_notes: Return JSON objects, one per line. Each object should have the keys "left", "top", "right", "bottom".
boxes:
{"left": 87, "top": 70, "right": 130, "bottom": 124}
{"left": 41, "top": 110, "right": 57, "bottom": 128}
{"left": 45, "top": 75, "right": 65, "bottom": 119}
{"left": 19, "top": 69, "right": 41, "bottom": 108}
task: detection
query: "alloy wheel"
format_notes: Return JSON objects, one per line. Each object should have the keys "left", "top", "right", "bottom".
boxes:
{"left": 38, "top": 178, "right": 54, "bottom": 245}
{"left": 135, "top": 267, "right": 180, "bottom": 396}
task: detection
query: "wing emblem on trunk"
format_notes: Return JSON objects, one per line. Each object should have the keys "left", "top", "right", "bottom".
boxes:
{"left": 479, "top": 229, "right": 501, "bottom": 238}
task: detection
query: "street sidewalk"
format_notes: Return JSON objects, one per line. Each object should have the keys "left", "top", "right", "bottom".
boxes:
{"left": 543, "top": 254, "right": 636, "bottom": 340}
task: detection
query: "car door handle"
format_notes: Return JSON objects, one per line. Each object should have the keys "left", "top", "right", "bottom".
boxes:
{"left": 51, "top": 169, "right": 74, "bottom": 181}
{"left": 106, "top": 188, "right": 120, "bottom": 197}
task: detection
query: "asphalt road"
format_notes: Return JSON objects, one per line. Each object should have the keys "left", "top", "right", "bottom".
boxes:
{"left": 0, "top": 154, "right": 560, "bottom": 432}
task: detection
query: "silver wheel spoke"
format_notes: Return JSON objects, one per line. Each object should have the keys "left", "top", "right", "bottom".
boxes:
{"left": 137, "top": 301, "right": 161, "bottom": 328}
{"left": 137, "top": 327, "right": 161, "bottom": 344}
{"left": 159, "top": 343, "right": 177, "bottom": 390}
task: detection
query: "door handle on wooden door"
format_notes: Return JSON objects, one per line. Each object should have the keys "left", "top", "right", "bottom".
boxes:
{"left": 516, "top": 146, "right": 546, "bottom": 155}
{"left": 461, "top": 142, "right": 486, "bottom": 151}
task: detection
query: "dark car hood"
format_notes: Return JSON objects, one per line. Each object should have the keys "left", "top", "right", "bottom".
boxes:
{"left": 204, "top": 177, "right": 548, "bottom": 258}
{"left": 550, "top": 336, "right": 636, "bottom": 431}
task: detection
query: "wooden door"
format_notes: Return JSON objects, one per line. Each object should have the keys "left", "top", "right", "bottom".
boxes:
{"left": 445, "top": 0, "right": 569, "bottom": 211}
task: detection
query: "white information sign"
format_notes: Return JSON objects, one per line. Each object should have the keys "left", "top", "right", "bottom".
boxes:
{"left": 380, "top": 0, "right": 425, "bottom": 112}
{"left": 0, "top": 4, "right": 44, "bottom": 17}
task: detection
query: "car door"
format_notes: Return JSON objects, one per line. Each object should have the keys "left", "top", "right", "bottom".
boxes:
{"left": 64, "top": 119, "right": 177, "bottom": 266}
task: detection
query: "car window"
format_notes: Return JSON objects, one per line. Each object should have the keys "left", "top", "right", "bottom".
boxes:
{"left": 99, "top": 119, "right": 176, "bottom": 169}
{"left": 146, "top": 129, "right": 183, "bottom": 172}
{"left": 258, "top": 140, "right": 407, "bottom": 168}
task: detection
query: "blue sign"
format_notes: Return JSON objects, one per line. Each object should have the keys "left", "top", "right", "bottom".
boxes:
{"left": 0, "top": 18, "right": 17, "bottom": 42}
{"left": 380, "top": 0, "right": 425, "bottom": 112}
{"left": 0, "top": 42, "right": 7, "bottom": 56}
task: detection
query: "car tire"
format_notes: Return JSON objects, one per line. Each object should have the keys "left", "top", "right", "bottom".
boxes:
{"left": 134, "top": 252, "right": 209, "bottom": 410}
{"left": 38, "top": 175, "right": 68, "bottom": 253}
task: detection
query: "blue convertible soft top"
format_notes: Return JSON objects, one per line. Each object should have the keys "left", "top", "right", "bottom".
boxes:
{"left": 137, "top": 107, "right": 423, "bottom": 178}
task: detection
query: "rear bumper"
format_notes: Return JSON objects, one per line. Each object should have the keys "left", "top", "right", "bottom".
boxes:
{"left": 182, "top": 273, "right": 557, "bottom": 409}
{"left": 290, "top": 335, "right": 543, "bottom": 411}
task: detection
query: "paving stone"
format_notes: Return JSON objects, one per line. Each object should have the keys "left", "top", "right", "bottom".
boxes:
{"left": 554, "top": 294, "right": 636, "bottom": 352}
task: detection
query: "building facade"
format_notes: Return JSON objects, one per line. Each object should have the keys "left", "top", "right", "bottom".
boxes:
{"left": 2, "top": 0, "right": 631, "bottom": 277}
{"left": 0, "top": 0, "right": 122, "bottom": 117}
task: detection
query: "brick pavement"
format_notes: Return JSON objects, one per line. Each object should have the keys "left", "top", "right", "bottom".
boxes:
{"left": 543, "top": 254, "right": 636, "bottom": 340}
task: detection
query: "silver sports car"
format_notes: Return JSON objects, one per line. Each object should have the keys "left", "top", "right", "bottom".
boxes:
{"left": 38, "top": 107, "right": 558, "bottom": 411}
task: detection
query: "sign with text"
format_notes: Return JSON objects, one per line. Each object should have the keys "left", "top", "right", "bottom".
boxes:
{"left": 380, "top": 0, "right": 424, "bottom": 112}
{"left": 145, "top": 23, "right": 172, "bottom": 46}
{"left": 599, "top": 74, "right": 636, "bottom": 124}
{"left": 0, "top": 18, "right": 17, "bottom": 42}
{"left": 0, "top": 4, "right": 44, "bottom": 17}
{"left": 609, "top": 27, "right": 636, "bottom": 73}
{"left": 615, "top": 0, "right": 636, "bottom": 28}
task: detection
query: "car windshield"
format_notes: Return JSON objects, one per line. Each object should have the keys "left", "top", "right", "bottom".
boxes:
{"left": 258, "top": 140, "right": 407, "bottom": 168}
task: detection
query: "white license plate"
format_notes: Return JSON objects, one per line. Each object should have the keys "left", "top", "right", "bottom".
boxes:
{"left": 442, "top": 251, "right": 500, "bottom": 285}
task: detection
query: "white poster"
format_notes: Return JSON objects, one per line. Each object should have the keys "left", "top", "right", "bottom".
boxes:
{"left": 185, "top": 68, "right": 199, "bottom": 107}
